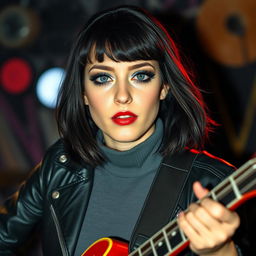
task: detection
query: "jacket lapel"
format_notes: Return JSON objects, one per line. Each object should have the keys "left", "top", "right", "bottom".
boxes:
{"left": 49, "top": 166, "right": 94, "bottom": 255}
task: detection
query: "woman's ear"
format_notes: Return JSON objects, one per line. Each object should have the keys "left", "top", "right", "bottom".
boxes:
{"left": 83, "top": 94, "right": 89, "bottom": 105}
{"left": 160, "top": 84, "right": 169, "bottom": 100}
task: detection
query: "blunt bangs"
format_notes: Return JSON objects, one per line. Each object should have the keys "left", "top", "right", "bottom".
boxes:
{"left": 79, "top": 10, "right": 164, "bottom": 64}
{"left": 57, "top": 5, "right": 213, "bottom": 166}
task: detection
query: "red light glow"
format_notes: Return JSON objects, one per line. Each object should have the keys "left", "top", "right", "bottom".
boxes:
{"left": 0, "top": 58, "right": 33, "bottom": 94}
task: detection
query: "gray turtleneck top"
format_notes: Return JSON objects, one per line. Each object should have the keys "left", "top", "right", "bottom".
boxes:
{"left": 75, "top": 120, "right": 163, "bottom": 255}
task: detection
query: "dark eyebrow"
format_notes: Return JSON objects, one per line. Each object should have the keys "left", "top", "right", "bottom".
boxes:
{"left": 88, "top": 62, "right": 156, "bottom": 72}
{"left": 128, "top": 62, "right": 156, "bottom": 71}
{"left": 88, "top": 65, "right": 114, "bottom": 72}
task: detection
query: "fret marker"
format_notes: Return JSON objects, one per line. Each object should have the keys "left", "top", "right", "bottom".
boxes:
{"left": 171, "top": 231, "right": 177, "bottom": 237}
{"left": 158, "top": 241, "right": 163, "bottom": 247}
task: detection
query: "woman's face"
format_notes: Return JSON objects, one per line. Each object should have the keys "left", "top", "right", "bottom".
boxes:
{"left": 83, "top": 54, "right": 168, "bottom": 151}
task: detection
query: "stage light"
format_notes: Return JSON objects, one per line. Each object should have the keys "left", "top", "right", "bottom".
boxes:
{"left": 0, "top": 5, "right": 40, "bottom": 48}
{"left": 36, "top": 67, "right": 65, "bottom": 109}
{"left": 0, "top": 57, "right": 33, "bottom": 94}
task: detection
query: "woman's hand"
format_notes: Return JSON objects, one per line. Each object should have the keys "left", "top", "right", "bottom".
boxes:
{"left": 178, "top": 181, "right": 240, "bottom": 256}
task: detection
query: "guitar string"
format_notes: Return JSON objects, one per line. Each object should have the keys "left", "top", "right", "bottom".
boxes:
{"left": 129, "top": 160, "right": 256, "bottom": 256}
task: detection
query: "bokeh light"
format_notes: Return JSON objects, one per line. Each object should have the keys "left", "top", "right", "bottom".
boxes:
{"left": 0, "top": 57, "right": 33, "bottom": 94}
{"left": 36, "top": 67, "right": 65, "bottom": 108}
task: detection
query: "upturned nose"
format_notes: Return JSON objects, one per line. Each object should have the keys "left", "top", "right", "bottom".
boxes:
{"left": 114, "top": 84, "right": 132, "bottom": 104}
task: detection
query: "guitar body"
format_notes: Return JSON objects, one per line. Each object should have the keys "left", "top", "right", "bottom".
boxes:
{"left": 81, "top": 237, "right": 128, "bottom": 256}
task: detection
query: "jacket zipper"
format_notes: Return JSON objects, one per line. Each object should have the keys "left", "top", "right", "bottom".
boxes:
{"left": 50, "top": 204, "right": 69, "bottom": 256}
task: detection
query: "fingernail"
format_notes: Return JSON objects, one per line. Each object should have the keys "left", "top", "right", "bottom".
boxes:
{"left": 177, "top": 211, "right": 184, "bottom": 218}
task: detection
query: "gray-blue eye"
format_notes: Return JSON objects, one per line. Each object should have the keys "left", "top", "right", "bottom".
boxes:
{"left": 133, "top": 71, "right": 155, "bottom": 83}
{"left": 89, "top": 73, "right": 112, "bottom": 85}
{"left": 137, "top": 74, "right": 146, "bottom": 81}
{"left": 97, "top": 75, "right": 109, "bottom": 83}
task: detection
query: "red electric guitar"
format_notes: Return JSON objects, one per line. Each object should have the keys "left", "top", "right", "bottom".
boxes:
{"left": 82, "top": 157, "right": 256, "bottom": 256}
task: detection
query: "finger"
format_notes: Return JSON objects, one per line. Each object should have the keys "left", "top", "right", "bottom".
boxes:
{"left": 178, "top": 211, "right": 216, "bottom": 251}
{"left": 178, "top": 211, "right": 201, "bottom": 242}
{"left": 193, "top": 181, "right": 209, "bottom": 199}
{"left": 189, "top": 200, "right": 240, "bottom": 245}
{"left": 179, "top": 208, "right": 235, "bottom": 253}
{"left": 188, "top": 202, "right": 221, "bottom": 232}
{"left": 200, "top": 198, "right": 240, "bottom": 224}
{"left": 185, "top": 204, "right": 212, "bottom": 235}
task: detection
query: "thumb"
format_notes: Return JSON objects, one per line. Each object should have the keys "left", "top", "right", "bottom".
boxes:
{"left": 193, "top": 181, "right": 209, "bottom": 199}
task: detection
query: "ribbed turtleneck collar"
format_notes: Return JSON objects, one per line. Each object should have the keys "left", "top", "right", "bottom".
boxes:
{"left": 97, "top": 119, "right": 163, "bottom": 177}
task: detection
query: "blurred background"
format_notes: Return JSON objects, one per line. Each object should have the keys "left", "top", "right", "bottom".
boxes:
{"left": 0, "top": 0, "right": 255, "bottom": 253}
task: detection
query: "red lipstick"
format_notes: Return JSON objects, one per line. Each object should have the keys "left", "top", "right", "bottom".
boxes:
{"left": 111, "top": 111, "right": 138, "bottom": 126}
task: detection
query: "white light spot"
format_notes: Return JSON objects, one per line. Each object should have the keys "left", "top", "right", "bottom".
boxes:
{"left": 36, "top": 67, "right": 65, "bottom": 108}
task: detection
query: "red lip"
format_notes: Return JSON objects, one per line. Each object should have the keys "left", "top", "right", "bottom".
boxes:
{"left": 111, "top": 111, "right": 138, "bottom": 126}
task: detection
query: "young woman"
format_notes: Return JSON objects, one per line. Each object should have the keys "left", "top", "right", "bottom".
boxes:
{"left": 0, "top": 5, "right": 246, "bottom": 256}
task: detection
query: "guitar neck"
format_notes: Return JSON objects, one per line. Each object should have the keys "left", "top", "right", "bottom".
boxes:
{"left": 129, "top": 158, "right": 256, "bottom": 256}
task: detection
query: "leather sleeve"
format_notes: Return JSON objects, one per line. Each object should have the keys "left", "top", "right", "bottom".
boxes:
{"left": 0, "top": 139, "right": 93, "bottom": 256}
{"left": 0, "top": 164, "right": 44, "bottom": 255}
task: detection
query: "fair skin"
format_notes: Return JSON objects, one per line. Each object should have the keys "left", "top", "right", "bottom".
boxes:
{"left": 83, "top": 55, "right": 168, "bottom": 151}
{"left": 179, "top": 182, "right": 240, "bottom": 256}
{"left": 83, "top": 54, "right": 239, "bottom": 255}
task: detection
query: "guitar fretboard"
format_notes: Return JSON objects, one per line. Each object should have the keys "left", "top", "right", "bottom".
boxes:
{"left": 129, "top": 158, "right": 256, "bottom": 256}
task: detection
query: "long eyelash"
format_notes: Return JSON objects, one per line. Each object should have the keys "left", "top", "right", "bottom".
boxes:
{"left": 89, "top": 73, "right": 110, "bottom": 81}
{"left": 89, "top": 73, "right": 112, "bottom": 85}
{"left": 133, "top": 71, "right": 155, "bottom": 83}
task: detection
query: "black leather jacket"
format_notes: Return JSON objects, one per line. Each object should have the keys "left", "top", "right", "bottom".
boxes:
{"left": 0, "top": 139, "right": 242, "bottom": 255}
